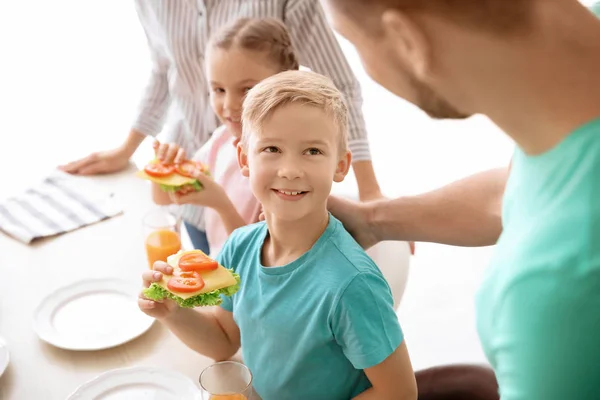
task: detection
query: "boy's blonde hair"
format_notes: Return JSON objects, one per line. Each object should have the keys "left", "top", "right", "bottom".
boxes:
{"left": 241, "top": 70, "right": 349, "bottom": 153}
{"left": 208, "top": 18, "right": 299, "bottom": 71}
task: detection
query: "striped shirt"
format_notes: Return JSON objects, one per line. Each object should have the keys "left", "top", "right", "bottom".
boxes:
{"left": 133, "top": 0, "right": 371, "bottom": 230}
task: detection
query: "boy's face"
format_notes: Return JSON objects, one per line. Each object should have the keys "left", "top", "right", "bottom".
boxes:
{"left": 206, "top": 47, "right": 281, "bottom": 139}
{"left": 238, "top": 104, "right": 351, "bottom": 221}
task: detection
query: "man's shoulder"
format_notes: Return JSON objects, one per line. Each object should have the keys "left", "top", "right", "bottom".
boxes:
{"left": 590, "top": 2, "right": 600, "bottom": 17}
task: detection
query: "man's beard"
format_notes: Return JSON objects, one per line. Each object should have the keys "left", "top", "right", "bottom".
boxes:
{"left": 410, "top": 74, "right": 472, "bottom": 120}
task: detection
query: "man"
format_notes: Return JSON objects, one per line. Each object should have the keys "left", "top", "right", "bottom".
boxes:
{"left": 60, "top": 1, "right": 383, "bottom": 251}
{"left": 322, "top": 0, "right": 600, "bottom": 399}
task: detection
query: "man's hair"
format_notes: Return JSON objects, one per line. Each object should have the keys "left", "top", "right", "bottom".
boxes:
{"left": 331, "top": 0, "right": 533, "bottom": 34}
{"left": 241, "top": 70, "right": 349, "bottom": 152}
{"left": 208, "top": 17, "right": 299, "bottom": 71}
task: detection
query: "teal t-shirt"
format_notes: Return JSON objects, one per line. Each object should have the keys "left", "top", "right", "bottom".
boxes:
{"left": 217, "top": 215, "right": 404, "bottom": 400}
{"left": 592, "top": 1, "right": 600, "bottom": 16}
{"left": 476, "top": 118, "right": 600, "bottom": 399}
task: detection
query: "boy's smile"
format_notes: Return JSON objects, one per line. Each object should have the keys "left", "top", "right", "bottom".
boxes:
{"left": 272, "top": 189, "right": 309, "bottom": 201}
{"left": 239, "top": 103, "right": 350, "bottom": 222}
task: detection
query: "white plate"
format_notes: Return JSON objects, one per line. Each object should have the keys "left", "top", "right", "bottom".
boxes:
{"left": 0, "top": 336, "right": 9, "bottom": 377}
{"left": 67, "top": 366, "right": 202, "bottom": 400}
{"left": 33, "top": 278, "right": 155, "bottom": 351}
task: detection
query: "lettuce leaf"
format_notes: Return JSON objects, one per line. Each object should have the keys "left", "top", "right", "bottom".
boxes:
{"left": 142, "top": 270, "right": 241, "bottom": 308}
{"left": 159, "top": 180, "right": 202, "bottom": 193}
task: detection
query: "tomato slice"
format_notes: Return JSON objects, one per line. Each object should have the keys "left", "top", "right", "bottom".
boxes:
{"left": 178, "top": 252, "right": 219, "bottom": 272}
{"left": 175, "top": 160, "right": 205, "bottom": 178}
{"left": 144, "top": 163, "right": 175, "bottom": 178}
{"left": 167, "top": 270, "right": 205, "bottom": 293}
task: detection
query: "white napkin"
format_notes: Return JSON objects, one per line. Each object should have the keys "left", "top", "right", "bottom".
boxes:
{"left": 0, "top": 170, "right": 123, "bottom": 244}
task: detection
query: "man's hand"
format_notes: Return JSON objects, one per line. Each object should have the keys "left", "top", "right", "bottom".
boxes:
{"left": 59, "top": 147, "right": 131, "bottom": 175}
{"left": 327, "top": 195, "right": 380, "bottom": 249}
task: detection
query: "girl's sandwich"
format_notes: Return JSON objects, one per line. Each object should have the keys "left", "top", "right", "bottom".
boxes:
{"left": 136, "top": 159, "right": 209, "bottom": 193}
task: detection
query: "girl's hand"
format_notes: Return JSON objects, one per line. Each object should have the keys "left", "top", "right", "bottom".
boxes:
{"left": 153, "top": 140, "right": 186, "bottom": 164}
{"left": 169, "top": 171, "right": 229, "bottom": 210}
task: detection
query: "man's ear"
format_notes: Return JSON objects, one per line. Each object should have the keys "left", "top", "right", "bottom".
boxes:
{"left": 333, "top": 150, "right": 352, "bottom": 183}
{"left": 237, "top": 143, "right": 250, "bottom": 177}
{"left": 381, "top": 9, "right": 431, "bottom": 81}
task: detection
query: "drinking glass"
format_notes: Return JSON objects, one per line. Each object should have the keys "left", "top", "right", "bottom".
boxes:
{"left": 200, "top": 361, "right": 253, "bottom": 400}
{"left": 143, "top": 206, "right": 181, "bottom": 269}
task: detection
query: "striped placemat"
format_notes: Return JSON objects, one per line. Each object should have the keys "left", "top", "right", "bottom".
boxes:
{"left": 0, "top": 170, "right": 123, "bottom": 244}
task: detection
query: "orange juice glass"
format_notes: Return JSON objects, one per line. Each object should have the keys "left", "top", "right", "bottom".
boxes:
{"left": 143, "top": 207, "right": 182, "bottom": 268}
{"left": 200, "top": 361, "right": 253, "bottom": 400}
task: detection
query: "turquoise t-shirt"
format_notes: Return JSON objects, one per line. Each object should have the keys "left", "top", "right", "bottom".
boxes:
{"left": 592, "top": 1, "right": 600, "bottom": 16}
{"left": 217, "top": 215, "right": 404, "bottom": 400}
{"left": 476, "top": 118, "right": 600, "bottom": 399}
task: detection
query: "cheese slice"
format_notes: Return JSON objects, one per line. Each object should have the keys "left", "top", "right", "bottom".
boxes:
{"left": 135, "top": 169, "right": 197, "bottom": 187}
{"left": 156, "top": 250, "right": 237, "bottom": 299}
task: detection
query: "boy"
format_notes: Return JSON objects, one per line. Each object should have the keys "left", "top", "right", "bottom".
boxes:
{"left": 140, "top": 70, "right": 417, "bottom": 400}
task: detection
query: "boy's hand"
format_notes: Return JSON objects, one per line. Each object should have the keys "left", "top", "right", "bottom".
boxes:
{"left": 169, "top": 172, "right": 228, "bottom": 210}
{"left": 153, "top": 140, "right": 186, "bottom": 164}
{"left": 138, "top": 261, "right": 179, "bottom": 320}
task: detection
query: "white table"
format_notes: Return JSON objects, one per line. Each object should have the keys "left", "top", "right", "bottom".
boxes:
{"left": 0, "top": 166, "right": 410, "bottom": 400}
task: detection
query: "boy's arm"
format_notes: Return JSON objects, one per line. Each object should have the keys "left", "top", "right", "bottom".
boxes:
{"left": 161, "top": 306, "right": 240, "bottom": 362}
{"left": 353, "top": 341, "right": 417, "bottom": 400}
{"left": 162, "top": 229, "right": 242, "bottom": 362}
{"left": 332, "top": 271, "right": 415, "bottom": 397}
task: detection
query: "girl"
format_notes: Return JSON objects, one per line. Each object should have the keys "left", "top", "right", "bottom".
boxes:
{"left": 151, "top": 17, "right": 299, "bottom": 257}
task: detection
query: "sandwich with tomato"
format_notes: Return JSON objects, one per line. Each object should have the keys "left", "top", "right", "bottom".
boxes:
{"left": 143, "top": 250, "right": 240, "bottom": 308}
{"left": 136, "top": 159, "right": 210, "bottom": 193}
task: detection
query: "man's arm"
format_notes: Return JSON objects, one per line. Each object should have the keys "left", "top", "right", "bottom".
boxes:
{"left": 328, "top": 167, "right": 508, "bottom": 248}
{"left": 161, "top": 306, "right": 240, "bottom": 362}
{"left": 370, "top": 167, "right": 507, "bottom": 246}
{"left": 353, "top": 342, "right": 417, "bottom": 400}
{"left": 285, "top": 0, "right": 382, "bottom": 200}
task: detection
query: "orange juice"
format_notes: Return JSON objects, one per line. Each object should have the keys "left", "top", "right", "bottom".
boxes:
{"left": 145, "top": 229, "right": 181, "bottom": 268}
{"left": 209, "top": 395, "right": 247, "bottom": 400}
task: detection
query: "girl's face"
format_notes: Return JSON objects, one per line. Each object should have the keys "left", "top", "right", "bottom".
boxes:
{"left": 206, "top": 46, "right": 281, "bottom": 140}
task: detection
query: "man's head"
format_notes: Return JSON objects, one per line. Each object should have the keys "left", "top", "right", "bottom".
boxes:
{"left": 322, "top": 0, "right": 534, "bottom": 119}
{"left": 238, "top": 70, "right": 352, "bottom": 221}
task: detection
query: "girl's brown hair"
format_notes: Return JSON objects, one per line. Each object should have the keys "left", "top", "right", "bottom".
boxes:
{"left": 209, "top": 17, "right": 300, "bottom": 71}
